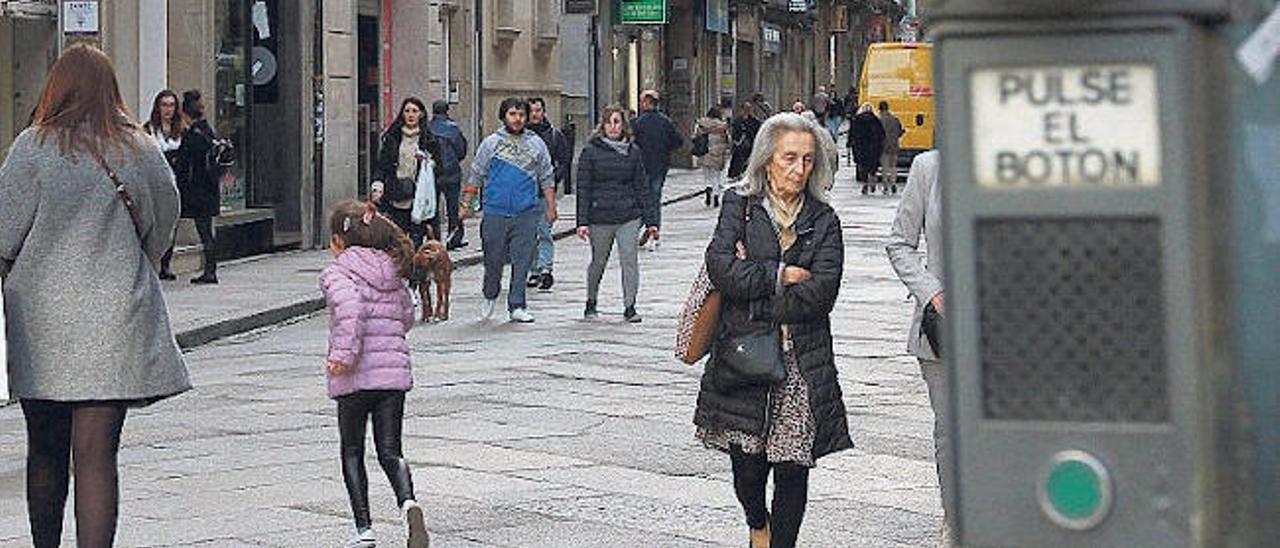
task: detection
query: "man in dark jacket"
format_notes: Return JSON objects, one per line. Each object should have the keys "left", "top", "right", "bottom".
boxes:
{"left": 430, "top": 100, "right": 469, "bottom": 250}
{"left": 630, "top": 90, "right": 684, "bottom": 249}
{"left": 526, "top": 97, "right": 571, "bottom": 289}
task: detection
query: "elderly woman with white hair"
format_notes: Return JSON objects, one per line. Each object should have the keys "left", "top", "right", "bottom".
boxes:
{"left": 694, "top": 113, "right": 852, "bottom": 548}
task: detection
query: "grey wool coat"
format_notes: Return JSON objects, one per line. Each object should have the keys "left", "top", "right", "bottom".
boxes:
{"left": 0, "top": 127, "right": 190, "bottom": 402}
{"left": 886, "top": 150, "right": 943, "bottom": 361}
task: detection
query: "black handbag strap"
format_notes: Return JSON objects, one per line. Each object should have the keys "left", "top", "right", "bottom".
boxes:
{"left": 89, "top": 149, "right": 146, "bottom": 242}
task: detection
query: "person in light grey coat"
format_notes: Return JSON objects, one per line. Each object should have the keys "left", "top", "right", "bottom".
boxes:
{"left": 885, "top": 150, "right": 951, "bottom": 546}
{"left": 0, "top": 43, "right": 189, "bottom": 547}
{"left": 0, "top": 127, "right": 189, "bottom": 402}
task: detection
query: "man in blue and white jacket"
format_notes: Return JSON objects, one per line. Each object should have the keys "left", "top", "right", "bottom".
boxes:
{"left": 461, "top": 97, "right": 557, "bottom": 323}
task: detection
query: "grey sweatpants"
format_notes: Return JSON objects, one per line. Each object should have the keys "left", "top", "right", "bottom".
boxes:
{"left": 586, "top": 218, "right": 641, "bottom": 309}
{"left": 481, "top": 210, "right": 539, "bottom": 311}
{"left": 919, "top": 358, "right": 955, "bottom": 532}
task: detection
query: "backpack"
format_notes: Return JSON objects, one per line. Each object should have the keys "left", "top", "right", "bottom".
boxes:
{"left": 691, "top": 132, "right": 710, "bottom": 157}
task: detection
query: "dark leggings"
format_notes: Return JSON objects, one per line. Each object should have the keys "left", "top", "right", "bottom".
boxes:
{"left": 730, "top": 446, "right": 811, "bottom": 548}
{"left": 194, "top": 216, "right": 216, "bottom": 275}
{"left": 337, "top": 390, "right": 415, "bottom": 530}
{"left": 22, "top": 400, "right": 129, "bottom": 548}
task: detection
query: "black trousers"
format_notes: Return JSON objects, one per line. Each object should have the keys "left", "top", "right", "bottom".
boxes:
{"left": 194, "top": 216, "right": 216, "bottom": 275}
{"left": 730, "top": 446, "right": 811, "bottom": 548}
{"left": 337, "top": 390, "right": 416, "bottom": 530}
{"left": 22, "top": 399, "right": 129, "bottom": 548}
{"left": 441, "top": 181, "right": 463, "bottom": 246}
{"left": 381, "top": 205, "right": 437, "bottom": 248}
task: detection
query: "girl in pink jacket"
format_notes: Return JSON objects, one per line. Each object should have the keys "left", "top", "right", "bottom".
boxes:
{"left": 322, "top": 200, "right": 429, "bottom": 548}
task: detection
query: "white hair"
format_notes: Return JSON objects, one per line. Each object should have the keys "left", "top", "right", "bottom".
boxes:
{"left": 733, "top": 113, "right": 835, "bottom": 203}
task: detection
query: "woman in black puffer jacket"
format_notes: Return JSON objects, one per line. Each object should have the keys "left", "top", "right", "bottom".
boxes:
{"left": 575, "top": 104, "right": 659, "bottom": 322}
{"left": 695, "top": 113, "right": 852, "bottom": 548}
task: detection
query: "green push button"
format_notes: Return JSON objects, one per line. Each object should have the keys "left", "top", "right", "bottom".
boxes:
{"left": 1038, "top": 450, "right": 1113, "bottom": 530}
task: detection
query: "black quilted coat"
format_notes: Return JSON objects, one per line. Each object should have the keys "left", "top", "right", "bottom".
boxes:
{"left": 693, "top": 192, "right": 853, "bottom": 461}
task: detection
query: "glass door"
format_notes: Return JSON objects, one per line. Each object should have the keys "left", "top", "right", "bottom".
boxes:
{"left": 214, "top": 0, "right": 252, "bottom": 212}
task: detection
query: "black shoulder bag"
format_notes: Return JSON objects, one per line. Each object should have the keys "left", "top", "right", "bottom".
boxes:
{"left": 714, "top": 197, "right": 787, "bottom": 390}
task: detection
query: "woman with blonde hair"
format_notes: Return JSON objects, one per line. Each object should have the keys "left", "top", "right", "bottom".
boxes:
{"left": 695, "top": 113, "right": 851, "bottom": 548}
{"left": 575, "top": 104, "right": 659, "bottom": 322}
{"left": 0, "top": 43, "right": 189, "bottom": 547}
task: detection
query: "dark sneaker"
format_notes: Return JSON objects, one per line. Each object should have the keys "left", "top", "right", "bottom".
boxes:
{"left": 446, "top": 240, "right": 468, "bottom": 251}
{"left": 624, "top": 306, "right": 642, "bottom": 323}
{"left": 538, "top": 272, "right": 554, "bottom": 291}
{"left": 860, "top": 185, "right": 870, "bottom": 195}
{"left": 584, "top": 301, "right": 598, "bottom": 319}
{"left": 158, "top": 270, "right": 177, "bottom": 281}
{"left": 190, "top": 273, "right": 218, "bottom": 285}
{"left": 527, "top": 274, "right": 540, "bottom": 287}
{"left": 704, "top": 187, "right": 713, "bottom": 206}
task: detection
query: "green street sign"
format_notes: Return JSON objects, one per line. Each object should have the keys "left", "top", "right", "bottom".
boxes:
{"left": 620, "top": 0, "right": 666, "bottom": 24}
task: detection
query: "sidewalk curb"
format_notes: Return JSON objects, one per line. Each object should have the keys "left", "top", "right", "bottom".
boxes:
{"left": 174, "top": 188, "right": 710, "bottom": 350}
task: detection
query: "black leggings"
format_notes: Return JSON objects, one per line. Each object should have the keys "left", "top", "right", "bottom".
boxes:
{"left": 730, "top": 446, "right": 811, "bottom": 548}
{"left": 22, "top": 399, "right": 129, "bottom": 548}
{"left": 337, "top": 390, "right": 416, "bottom": 530}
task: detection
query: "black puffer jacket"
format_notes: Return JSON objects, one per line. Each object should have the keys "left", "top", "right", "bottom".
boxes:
{"left": 376, "top": 124, "right": 443, "bottom": 204}
{"left": 575, "top": 138, "right": 658, "bottom": 228}
{"left": 694, "top": 192, "right": 852, "bottom": 461}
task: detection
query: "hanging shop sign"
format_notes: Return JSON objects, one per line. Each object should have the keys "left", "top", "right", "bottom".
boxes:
{"left": 62, "top": 1, "right": 98, "bottom": 34}
{"left": 620, "top": 0, "right": 666, "bottom": 24}
{"left": 788, "top": 0, "right": 813, "bottom": 14}
{"left": 565, "top": 0, "right": 597, "bottom": 15}
{"left": 762, "top": 23, "right": 782, "bottom": 54}
{"left": 705, "top": 0, "right": 729, "bottom": 33}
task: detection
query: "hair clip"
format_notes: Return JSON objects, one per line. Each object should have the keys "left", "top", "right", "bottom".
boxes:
{"left": 342, "top": 217, "right": 352, "bottom": 232}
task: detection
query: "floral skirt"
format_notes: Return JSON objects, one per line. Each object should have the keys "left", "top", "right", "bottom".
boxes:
{"left": 697, "top": 348, "right": 816, "bottom": 467}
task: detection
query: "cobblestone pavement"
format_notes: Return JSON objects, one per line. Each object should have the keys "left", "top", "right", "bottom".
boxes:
{"left": 0, "top": 164, "right": 942, "bottom": 547}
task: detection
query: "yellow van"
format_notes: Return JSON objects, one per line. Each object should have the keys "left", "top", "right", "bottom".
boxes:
{"left": 858, "top": 42, "right": 935, "bottom": 163}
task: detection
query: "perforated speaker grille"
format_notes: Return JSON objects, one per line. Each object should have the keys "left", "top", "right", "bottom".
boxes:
{"left": 976, "top": 219, "right": 1168, "bottom": 423}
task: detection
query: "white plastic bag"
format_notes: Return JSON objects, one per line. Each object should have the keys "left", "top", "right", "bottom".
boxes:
{"left": 411, "top": 158, "right": 437, "bottom": 224}
{"left": 0, "top": 279, "right": 8, "bottom": 401}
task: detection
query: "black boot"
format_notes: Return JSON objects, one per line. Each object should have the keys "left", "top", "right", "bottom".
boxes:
{"left": 704, "top": 187, "right": 713, "bottom": 207}
{"left": 191, "top": 251, "right": 217, "bottom": 284}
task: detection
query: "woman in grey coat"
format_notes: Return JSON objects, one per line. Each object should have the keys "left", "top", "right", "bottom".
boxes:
{"left": 0, "top": 44, "right": 190, "bottom": 547}
{"left": 885, "top": 150, "right": 952, "bottom": 545}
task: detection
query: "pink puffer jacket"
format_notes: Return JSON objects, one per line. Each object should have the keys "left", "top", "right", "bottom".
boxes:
{"left": 320, "top": 246, "right": 415, "bottom": 398}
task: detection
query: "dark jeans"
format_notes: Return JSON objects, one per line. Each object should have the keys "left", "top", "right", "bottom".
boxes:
{"left": 730, "top": 446, "right": 811, "bottom": 548}
{"left": 337, "top": 390, "right": 415, "bottom": 530}
{"left": 22, "top": 399, "right": 129, "bottom": 548}
{"left": 480, "top": 209, "right": 539, "bottom": 311}
{"left": 647, "top": 169, "right": 667, "bottom": 228}
{"left": 195, "top": 216, "right": 216, "bottom": 275}
{"left": 441, "top": 181, "right": 463, "bottom": 246}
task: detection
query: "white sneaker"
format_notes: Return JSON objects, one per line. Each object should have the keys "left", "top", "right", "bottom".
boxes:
{"left": 343, "top": 527, "right": 376, "bottom": 548}
{"left": 481, "top": 298, "right": 496, "bottom": 320}
{"left": 403, "top": 500, "right": 430, "bottom": 548}
{"left": 509, "top": 308, "right": 535, "bottom": 323}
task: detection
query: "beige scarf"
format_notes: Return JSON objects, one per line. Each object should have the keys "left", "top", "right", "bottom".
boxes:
{"left": 396, "top": 126, "right": 422, "bottom": 180}
{"left": 765, "top": 185, "right": 805, "bottom": 252}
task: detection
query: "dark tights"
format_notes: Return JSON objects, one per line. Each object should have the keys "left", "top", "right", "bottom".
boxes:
{"left": 730, "top": 446, "right": 811, "bottom": 548}
{"left": 337, "top": 390, "right": 416, "bottom": 530}
{"left": 22, "top": 400, "right": 128, "bottom": 548}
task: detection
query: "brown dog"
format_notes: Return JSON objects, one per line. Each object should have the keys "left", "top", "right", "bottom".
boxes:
{"left": 411, "top": 239, "right": 453, "bottom": 322}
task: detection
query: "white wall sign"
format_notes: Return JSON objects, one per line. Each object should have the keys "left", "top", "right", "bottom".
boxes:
{"left": 62, "top": 1, "right": 99, "bottom": 34}
{"left": 971, "top": 64, "right": 1160, "bottom": 188}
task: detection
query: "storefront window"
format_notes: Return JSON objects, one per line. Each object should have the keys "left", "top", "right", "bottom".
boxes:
{"left": 0, "top": 5, "right": 58, "bottom": 159}
{"left": 214, "top": 0, "right": 252, "bottom": 212}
